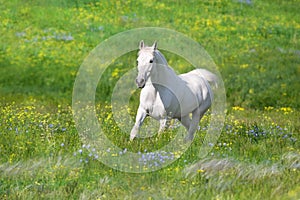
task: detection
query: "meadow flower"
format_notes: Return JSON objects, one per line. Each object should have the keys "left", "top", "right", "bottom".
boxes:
{"left": 98, "top": 26, "right": 104, "bottom": 31}
{"left": 15, "top": 32, "right": 26, "bottom": 37}
{"left": 238, "top": 0, "right": 252, "bottom": 5}
{"left": 232, "top": 106, "right": 245, "bottom": 111}
{"left": 138, "top": 151, "right": 175, "bottom": 168}
{"left": 54, "top": 33, "right": 74, "bottom": 41}
{"left": 63, "top": 34, "right": 74, "bottom": 41}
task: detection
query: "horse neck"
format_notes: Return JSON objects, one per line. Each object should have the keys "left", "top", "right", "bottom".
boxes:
{"left": 154, "top": 50, "right": 168, "bottom": 65}
{"left": 150, "top": 51, "right": 181, "bottom": 90}
{"left": 153, "top": 51, "right": 177, "bottom": 78}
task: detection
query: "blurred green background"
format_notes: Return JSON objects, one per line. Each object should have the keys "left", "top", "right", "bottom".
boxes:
{"left": 1, "top": 0, "right": 299, "bottom": 109}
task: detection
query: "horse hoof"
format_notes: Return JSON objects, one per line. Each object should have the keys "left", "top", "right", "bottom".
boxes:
{"left": 130, "top": 135, "right": 135, "bottom": 141}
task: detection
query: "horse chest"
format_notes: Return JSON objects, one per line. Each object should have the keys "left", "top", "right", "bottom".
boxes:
{"left": 139, "top": 86, "right": 168, "bottom": 120}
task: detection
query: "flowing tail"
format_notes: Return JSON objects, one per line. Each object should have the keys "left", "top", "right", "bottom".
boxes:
{"left": 192, "top": 69, "right": 218, "bottom": 88}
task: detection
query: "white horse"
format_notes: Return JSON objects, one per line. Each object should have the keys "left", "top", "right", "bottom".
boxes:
{"left": 130, "top": 41, "right": 217, "bottom": 141}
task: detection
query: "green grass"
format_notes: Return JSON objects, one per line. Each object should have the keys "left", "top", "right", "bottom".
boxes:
{"left": 0, "top": 0, "right": 299, "bottom": 199}
{"left": 0, "top": 102, "right": 299, "bottom": 199}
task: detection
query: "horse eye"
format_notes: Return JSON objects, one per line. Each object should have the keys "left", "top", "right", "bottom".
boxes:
{"left": 149, "top": 59, "right": 153, "bottom": 63}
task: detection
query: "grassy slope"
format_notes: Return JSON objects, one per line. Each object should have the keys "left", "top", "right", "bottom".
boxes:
{"left": 0, "top": 0, "right": 299, "bottom": 199}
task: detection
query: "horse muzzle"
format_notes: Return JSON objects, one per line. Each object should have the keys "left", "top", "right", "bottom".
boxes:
{"left": 136, "top": 78, "right": 145, "bottom": 88}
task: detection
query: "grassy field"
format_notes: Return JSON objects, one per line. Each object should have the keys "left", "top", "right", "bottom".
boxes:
{"left": 1, "top": 0, "right": 300, "bottom": 199}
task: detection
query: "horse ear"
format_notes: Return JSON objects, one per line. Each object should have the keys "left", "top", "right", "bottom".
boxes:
{"left": 139, "top": 40, "right": 145, "bottom": 49}
{"left": 153, "top": 41, "right": 158, "bottom": 50}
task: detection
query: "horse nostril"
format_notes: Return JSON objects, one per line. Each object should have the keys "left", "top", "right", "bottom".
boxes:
{"left": 136, "top": 78, "right": 145, "bottom": 88}
{"left": 136, "top": 78, "right": 144, "bottom": 85}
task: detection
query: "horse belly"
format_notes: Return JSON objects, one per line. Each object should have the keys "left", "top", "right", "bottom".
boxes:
{"left": 174, "top": 91, "right": 198, "bottom": 117}
{"left": 179, "top": 74, "right": 210, "bottom": 112}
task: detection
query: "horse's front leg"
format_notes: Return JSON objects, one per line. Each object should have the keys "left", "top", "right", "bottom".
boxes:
{"left": 130, "top": 106, "right": 147, "bottom": 141}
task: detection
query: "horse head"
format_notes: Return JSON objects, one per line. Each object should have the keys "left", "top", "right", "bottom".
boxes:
{"left": 135, "top": 40, "right": 157, "bottom": 88}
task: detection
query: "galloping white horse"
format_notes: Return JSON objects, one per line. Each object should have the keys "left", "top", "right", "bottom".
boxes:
{"left": 130, "top": 41, "right": 217, "bottom": 141}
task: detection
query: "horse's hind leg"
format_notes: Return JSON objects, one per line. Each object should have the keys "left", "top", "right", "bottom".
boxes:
{"left": 179, "top": 115, "right": 191, "bottom": 130}
{"left": 185, "top": 108, "right": 202, "bottom": 141}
